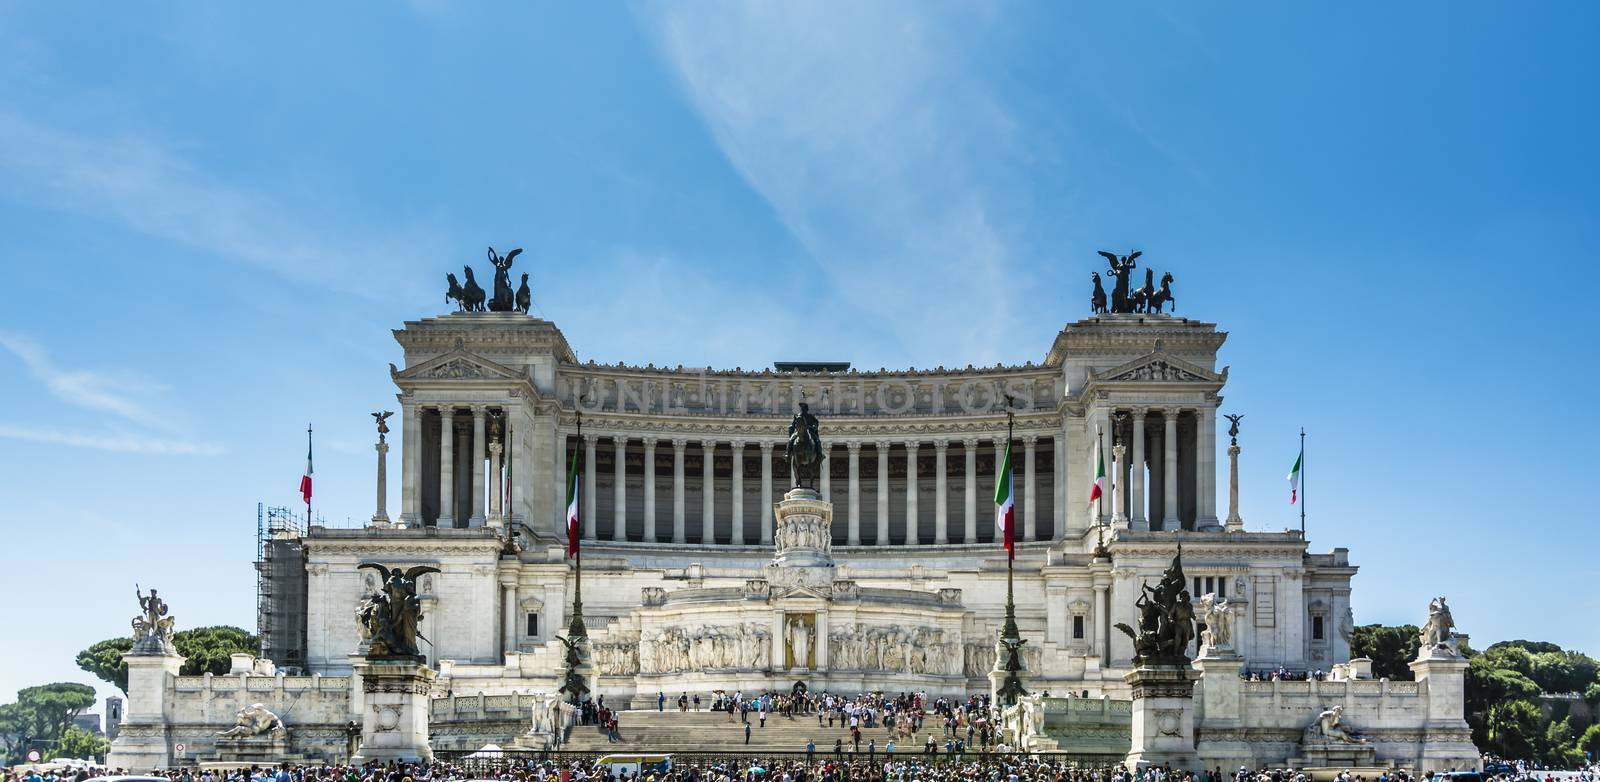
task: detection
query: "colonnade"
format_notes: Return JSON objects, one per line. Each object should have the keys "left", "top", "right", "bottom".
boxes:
{"left": 402, "top": 404, "right": 510, "bottom": 529}
{"left": 1087, "top": 405, "right": 1218, "bottom": 530}
{"left": 566, "top": 435, "right": 1061, "bottom": 546}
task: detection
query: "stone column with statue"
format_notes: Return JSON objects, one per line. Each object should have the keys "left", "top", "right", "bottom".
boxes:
{"left": 1224, "top": 414, "right": 1244, "bottom": 532}
{"left": 1116, "top": 548, "right": 1201, "bottom": 771}
{"left": 349, "top": 564, "right": 441, "bottom": 764}
{"left": 371, "top": 411, "right": 393, "bottom": 528}
{"left": 106, "top": 587, "right": 186, "bottom": 770}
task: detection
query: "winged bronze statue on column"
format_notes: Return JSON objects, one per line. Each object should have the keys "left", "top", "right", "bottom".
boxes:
{"left": 356, "top": 563, "right": 441, "bottom": 660}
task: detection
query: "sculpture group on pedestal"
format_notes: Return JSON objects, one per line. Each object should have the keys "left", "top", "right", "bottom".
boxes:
{"left": 1091, "top": 251, "right": 1178, "bottom": 315}
{"left": 444, "top": 246, "right": 533, "bottom": 314}
{"left": 1198, "top": 593, "right": 1235, "bottom": 655}
{"left": 1000, "top": 692, "right": 1047, "bottom": 750}
{"left": 1418, "top": 596, "right": 1460, "bottom": 656}
{"left": 131, "top": 586, "right": 176, "bottom": 654}
{"left": 1115, "top": 549, "right": 1198, "bottom": 666}
{"left": 355, "top": 564, "right": 440, "bottom": 659}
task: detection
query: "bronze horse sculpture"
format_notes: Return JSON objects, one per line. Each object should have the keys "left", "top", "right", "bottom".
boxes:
{"left": 459, "top": 267, "right": 487, "bottom": 312}
{"left": 1090, "top": 272, "right": 1108, "bottom": 314}
{"left": 786, "top": 401, "right": 824, "bottom": 489}
{"left": 1147, "top": 272, "right": 1176, "bottom": 313}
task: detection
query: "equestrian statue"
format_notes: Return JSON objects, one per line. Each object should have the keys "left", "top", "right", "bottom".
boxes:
{"left": 786, "top": 401, "right": 824, "bottom": 490}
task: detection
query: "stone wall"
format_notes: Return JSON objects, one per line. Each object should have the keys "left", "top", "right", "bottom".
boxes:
{"left": 107, "top": 659, "right": 359, "bottom": 770}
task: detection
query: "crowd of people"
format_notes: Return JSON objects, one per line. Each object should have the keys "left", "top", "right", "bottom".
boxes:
{"left": 11, "top": 757, "right": 1594, "bottom": 782}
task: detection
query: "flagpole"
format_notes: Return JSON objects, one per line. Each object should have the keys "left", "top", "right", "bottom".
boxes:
{"left": 306, "top": 423, "right": 313, "bottom": 526}
{"left": 1299, "top": 428, "right": 1306, "bottom": 538}
{"left": 570, "top": 408, "right": 585, "bottom": 640}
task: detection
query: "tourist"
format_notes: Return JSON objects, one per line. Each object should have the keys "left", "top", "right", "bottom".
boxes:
{"left": 657, "top": 692, "right": 665, "bottom": 712}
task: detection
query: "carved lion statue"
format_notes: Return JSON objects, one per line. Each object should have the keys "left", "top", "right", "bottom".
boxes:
{"left": 216, "top": 703, "right": 287, "bottom": 739}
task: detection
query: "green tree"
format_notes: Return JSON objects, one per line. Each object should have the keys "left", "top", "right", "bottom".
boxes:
{"left": 48, "top": 725, "right": 110, "bottom": 763}
{"left": 1490, "top": 640, "right": 1565, "bottom": 656}
{"left": 76, "top": 626, "right": 259, "bottom": 693}
{"left": 1350, "top": 624, "right": 1420, "bottom": 681}
{"left": 0, "top": 683, "right": 97, "bottom": 763}
{"left": 173, "top": 625, "right": 259, "bottom": 676}
{"left": 1578, "top": 722, "right": 1600, "bottom": 758}
{"left": 1529, "top": 651, "right": 1599, "bottom": 695}
{"left": 1485, "top": 699, "right": 1543, "bottom": 760}
{"left": 0, "top": 701, "right": 33, "bottom": 763}
{"left": 75, "top": 638, "right": 134, "bottom": 693}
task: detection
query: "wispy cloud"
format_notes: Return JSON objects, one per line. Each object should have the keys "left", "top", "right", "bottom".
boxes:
{"left": 634, "top": 3, "right": 1031, "bottom": 366}
{"left": 0, "top": 112, "right": 438, "bottom": 299}
{"left": 0, "top": 331, "right": 221, "bottom": 456}
{"left": 0, "top": 423, "right": 224, "bottom": 456}
{"left": 0, "top": 331, "right": 163, "bottom": 428}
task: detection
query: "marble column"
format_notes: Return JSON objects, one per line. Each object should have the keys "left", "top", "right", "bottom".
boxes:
{"left": 814, "top": 610, "right": 829, "bottom": 671}
{"left": 583, "top": 434, "right": 597, "bottom": 540}
{"left": 500, "top": 578, "right": 517, "bottom": 659}
{"left": 701, "top": 439, "right": 717, "bottom": 545}
{"left": 846, "top": 441, "right": 862, "bottom": 546}
{"left": 1163, "top": 410, "right": 1180, "bottom": 529}
{"left": 1099, "top": 411, "right": 1114, "bottom": 527}
{"left": 469, "top": 406, "right": 487, "bottom": 526}
{"left": 1055, "top": 428, "right": 1070, "bottom": 540}
{"left": 760, "top": 442, "right": 774, "bottom": 544}
{"left": 437, "top": 407, "right": 455, "bottom": 528}
{"left": 671, "top": 438, "right": 687, "bottom": 544}
{"left": 1112, "top": 443, "right": 1129, "bottom": 528}
{"left": 1199, "top": 407, "right": 1219, "bottom": 529}
{"left": 1094, "top": 583, "right": 1110, "bottom": 661}
{"left": 612, "top": 437, "right": 628, "bottom": 542}
{"left": 1023, "top": 435, "right": 1038, "bottom": 542}
{"left": 1131, "top": 411, "right": 1148, "bottom": 530}
{"left": 487, "top": 439, "right": 502, "bottom": 527}
{"left": 875, "top": 441, "right": 890, "bottom": 546}
{"left": 731, "top": 443, "right": 746, "bottom": 545}
{"left": 964, "top": 438, "right": 979, "bottom": 543}
{"left": 372, "top": 433, "right": 391, "bottom": 527}
{"left": 1226, "top": 440, "right": 1244, "bottom": 531}
{"left": 642, "top": 438, "right": 658, "bottom": 542}
{"left": 905, "top": 441, "right": 920, "bottom": 545}
{"left": 400, "top": 399, "right": 419, "bottom": 526}
{"left": 553, "top": 429, "right": 566, "bottom": 534}
{"left": 934, "top": 439, "right": 949, "bottom": 545}
{"left": 819, "top": 444, "right": 831, "bottom": 503}
{"left": 456, "top": 418, "right": 471, "bottom": 526}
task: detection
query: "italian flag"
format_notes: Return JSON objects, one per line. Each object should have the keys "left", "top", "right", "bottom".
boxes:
{"left": 565, "top": 447, "right": 581, "bottom": 557}
{"left": 1087, "top": 433, "right": 1105, "bottom": 506}
{"left": 298, "top": 427, "right": 313, "bottom": 507}
{"left": 1287, "top": 448, "right": 1303, "bottom": 505}
{"left": 994, "top": 439, "right": 1015, "bottom": 559}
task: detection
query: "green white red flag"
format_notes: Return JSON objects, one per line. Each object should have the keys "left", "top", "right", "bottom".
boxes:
{"left": 299, "top": 427, "right": 313, "bottom": 508}
{"left": 565, "top": 447, "right": 580, "bottom": 557}
{"left": 1088, "top": 432, "right": 1105, "bottom": 506}
{"left": 1287, "top": 448, "right": 1303, "bottom": 505}
{"left": 993, "top": 439, "right": 1015, "bottom": 559}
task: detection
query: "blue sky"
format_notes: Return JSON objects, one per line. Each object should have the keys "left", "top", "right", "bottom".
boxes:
{"left": 1, "top": 3, "right": 1596, "bottom": 709}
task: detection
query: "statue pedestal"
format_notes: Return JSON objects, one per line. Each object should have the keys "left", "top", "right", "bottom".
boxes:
{"left": 1124, "top": 664, "right": 1200, "bottom": 771}
{"left": 1193, "top": 652, "right": 1251, "bottom": 769}
{"left": 1224, "top": 444, "right": 1244, "bottom": 532}
{"left": 200, "top": 732, "right": 307, "bottom": 769}
{"left": 106, "top": 651, "right": 185, "bottom": 770}
{"left": 350, "top": 659, "right": 435, "bottom": 765}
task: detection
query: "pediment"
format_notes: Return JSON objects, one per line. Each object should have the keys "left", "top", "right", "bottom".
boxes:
{"left": 390, "top": 348, "right": 524, "bottom": 383}
{"left": 1089, "top": 351, "right": 1223, "bottom": 385}
{"left": 771, "top": 584, "right": 833, "bottom": 602}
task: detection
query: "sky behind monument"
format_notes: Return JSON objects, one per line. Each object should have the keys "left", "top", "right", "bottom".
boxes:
{"left": 1, "top": 3, "right": 1595, "bottom": 708}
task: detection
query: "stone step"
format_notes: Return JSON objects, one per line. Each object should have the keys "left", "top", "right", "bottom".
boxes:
{"left": 562, "top": 711, "right": 932, "bottom": 752}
